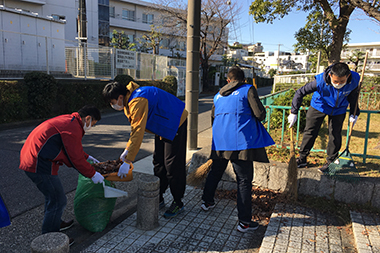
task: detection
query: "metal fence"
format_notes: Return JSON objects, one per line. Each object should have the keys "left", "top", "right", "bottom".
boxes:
{"left": 260, "top": 91, "right": 380, "bottom": 163}
{"left": 0, "top": 29, "right": 188, "bottom": 95}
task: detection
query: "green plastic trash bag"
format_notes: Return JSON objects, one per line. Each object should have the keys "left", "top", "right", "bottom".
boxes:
{"left": 74, "top": 174, "right": 116, "bottom": 232}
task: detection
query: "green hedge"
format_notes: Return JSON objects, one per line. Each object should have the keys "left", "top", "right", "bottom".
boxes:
{"left": 0, "top": 80, "right": 28, "bottom": 123}
{"left": 256, "top": 76, "right": 273, "bottom": 88}
{"left": 0, "top": 73, "right": 179, "bottom": 124}
{"left": 270, "top": 89, "right": 312, "bottom": 131}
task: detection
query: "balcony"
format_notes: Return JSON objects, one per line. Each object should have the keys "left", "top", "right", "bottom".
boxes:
{"left": 110, "top": 16, "right": 152, "bottom": 32}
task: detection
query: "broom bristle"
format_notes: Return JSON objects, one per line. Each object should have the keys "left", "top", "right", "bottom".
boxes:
{"left": 187, "top": 159, "right": 213, "bottom": 186}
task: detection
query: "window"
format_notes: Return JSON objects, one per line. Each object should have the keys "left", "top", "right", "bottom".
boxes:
{"left": 142, "top": 13, "right": 154, "bottom": 24}
{"left": 127, "top": 34, "right": 134, "bottom": 43}
{"left": 122, "top": 9, "right": 135, "bottom": 21}
{"left": 51, "top": 14, "right": 65, "bottom": 21}
{"left": 109, "top": 6, "right": 115, "bottom": 18}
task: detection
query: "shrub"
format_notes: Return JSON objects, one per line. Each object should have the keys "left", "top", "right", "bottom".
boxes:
{"left": 114, "top": 74, "right": 134, "bottom": 86}
{"left": 136, "top": 80, "right": 177, "bottom": 96}
{"left": 270, "top": 89, "right": 312, "bottom": 131}
{"left": 162, "top": 75, "right": 178, "bottom": 95}
{"left": 163, "top": 75, "right": 177, "bottom": 87}
{"left": 24, "top": 72, "right": 57, "bottom": 119}
{"left": 0, "top": 80, "right": 28, "bottom": 123}
{"left": 55, "top": 79, "right": 109, "bottom": 114}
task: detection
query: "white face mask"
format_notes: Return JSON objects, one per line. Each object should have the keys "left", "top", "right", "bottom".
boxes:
{"left": 111, "top": 98, "right": 124, "bottom": 111}
{"left": 331, "top": 82, "right": 346, "bottom": 89}
{"left": 83, "top": 118, "right": 92, "bottom": 132}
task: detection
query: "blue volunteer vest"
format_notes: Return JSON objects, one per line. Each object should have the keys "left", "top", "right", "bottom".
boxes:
{"left": 212, "top": 84, "right": 274, "bottom": 151}
{"left": 311, "top": 71, "right": 360, "bottom": 115}
{"left": 128, "top": 86, "right": 185, "bottom": 141}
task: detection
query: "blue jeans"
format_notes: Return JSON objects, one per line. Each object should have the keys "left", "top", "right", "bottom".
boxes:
{"left": 202, "top": 158, "right": 253, "bottom": 223}
{"left": 25, "top": 171, "right": 67, "bottom": 234}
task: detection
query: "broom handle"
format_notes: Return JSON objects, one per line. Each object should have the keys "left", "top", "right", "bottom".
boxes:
{"left": 347, "top": 51, "right": 369, "bottom": 145}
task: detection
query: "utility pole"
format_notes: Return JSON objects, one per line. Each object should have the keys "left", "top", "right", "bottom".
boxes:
{"left": 277, "top": 44, "right": 282, "bottom": 73}
{"left": 185, "top": 0, "right": 201, "bottom": 150}
{"left": 77, "top": 0, "right": 87, "bottom": 78}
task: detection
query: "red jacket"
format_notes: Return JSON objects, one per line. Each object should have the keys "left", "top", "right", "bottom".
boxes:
{"left": 19, "top": 112, "right": 96, "bottom": 178}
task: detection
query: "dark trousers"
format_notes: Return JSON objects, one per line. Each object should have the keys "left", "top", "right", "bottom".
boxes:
{"left": 25, "top": 171, "right": 67, "bottom": 234}
{"left": 153, "top": 119, "right": 187, "bottom": 205}
{"left": 299, "top": 106, "right": 346, "bottom": 163}
{"left": 202, "top": 158, "right": 253, "bottom": 223}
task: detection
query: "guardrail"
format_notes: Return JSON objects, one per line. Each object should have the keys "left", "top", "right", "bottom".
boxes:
{"left": 260, "top": 88, "right": 380, "bottom": 163}
{"left": 263, "top": 104, "right": 380, "bottom": 163}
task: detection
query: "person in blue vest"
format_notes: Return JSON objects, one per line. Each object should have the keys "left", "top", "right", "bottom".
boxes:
{"left": 288, "top": 62, "right": 360, "bottom": 172}
{"left": 102, "top": 81, "right": 188, "bottom": 218}
{"left": 201, "top": 66, "right": 274, "bottom": 233}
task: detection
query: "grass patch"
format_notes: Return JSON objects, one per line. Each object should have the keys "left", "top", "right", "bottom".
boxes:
{"left": 265, "top": 112, "right": 380, "bottom": 177}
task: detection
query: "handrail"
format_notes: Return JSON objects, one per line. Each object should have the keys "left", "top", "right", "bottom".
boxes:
{"left": 262, "top": 104, "right": 380, "bottom": 163}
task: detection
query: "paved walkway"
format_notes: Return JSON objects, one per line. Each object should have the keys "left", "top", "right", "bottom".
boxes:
{"left": 80, "top": 186, "right": 380, "bottom": 253}
{"left": 259, "top": 203, "right": 352, "bottom": 253}
{"left": 82, "top": 186, "right": 261, "bottom": 253}
{"left": 350, "top": 211, "right": 380, "bottom": 253}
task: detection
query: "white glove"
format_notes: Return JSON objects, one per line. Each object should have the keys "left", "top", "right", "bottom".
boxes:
{"left": 118, "top": 162, "right": 131, "bottom": 179}
{"left": 349, "top": 115, "right": 358, "bottom": 127}
{"left": 288, "top": 113, "right": 297, "bottom": 128}
{"left": 91, "top": 172, "right": 104, "bottom": 184}
{"left": 119, "top": 149, "right": 128, "bottom": 162}
{"left": 88, "top": 155, "right": 100, "bottom": 164}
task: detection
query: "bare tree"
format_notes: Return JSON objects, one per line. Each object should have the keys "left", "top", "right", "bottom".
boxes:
{"left": 151, "top": 0, "right": 241, "bottom": 89}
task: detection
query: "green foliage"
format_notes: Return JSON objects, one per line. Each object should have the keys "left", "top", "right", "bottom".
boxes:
{"left": 208, "top": 66, "right": 218, "bottom": 79}
{"left": 163, "top": 75, "right": 177, "bottom": 87}
{"left": 110, "top": 30, "right": 130, "bottom": 50}
{"left": 136, "top": 80, "right": 177, "bottom": 96}
{"left": 293, "top": 6, "right": 351, "bottom": 61}
{"left": 268, "top": 69, "right": 277, "bottom": 78}
{"left": 140, "top": 25, "right": 163, "bottom": 55}
{"left": 55, "top": 80, "right": 109, "bottom": 113}
{"left": 0, "top": 77, "right": 110, "bottom": 124}
{"left": 114, "top": 75, "right": 134, "bottom": 86}
{"left": 270, "top": 89, "right": 312, "bottom": 130}
{"left": 249, "top": 0, "right": 314, "bottom": 24}
{"left": 228, "top": 44, "right": 243, "bottom": 49}
{"left": 347, "top": 50, "right": 366, "bottom": 72}
{"left": 24, "top": 72, "right": 58, "bottom": 119}
{"left": 0, "top": 81, "right": 28, "bottom": 123}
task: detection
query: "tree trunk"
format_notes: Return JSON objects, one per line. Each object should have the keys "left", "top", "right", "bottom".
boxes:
{"left": 328, "top": 21, "right": 348, "bottom": 64}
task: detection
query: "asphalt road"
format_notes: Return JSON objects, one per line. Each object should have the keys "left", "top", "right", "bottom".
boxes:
{"left": 0, "top": 86, "right": 273, "bottom": 252}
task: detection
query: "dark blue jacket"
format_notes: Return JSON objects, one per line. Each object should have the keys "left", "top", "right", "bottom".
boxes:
{"left": 291, "top": 65, "right": 360, "bottom": 116}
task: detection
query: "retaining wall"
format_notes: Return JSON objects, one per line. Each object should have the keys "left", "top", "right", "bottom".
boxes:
{"left": 187, "top": 146, "right": 380, "bottom": 209}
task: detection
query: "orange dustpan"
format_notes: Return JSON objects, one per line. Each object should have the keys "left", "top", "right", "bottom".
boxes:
{"left": 102, "top": 163, "right": 133, "bottom": 182}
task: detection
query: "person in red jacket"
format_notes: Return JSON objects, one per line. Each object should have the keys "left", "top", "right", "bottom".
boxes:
{"left": 19, "top": 105, "right": 104, "bottom": 237}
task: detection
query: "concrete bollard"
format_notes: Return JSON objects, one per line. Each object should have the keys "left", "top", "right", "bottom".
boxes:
{"left": 136, "top": 174, "right": 160, "bottom": 230}
{"left": 31, "top": 232, "right": 69, "bottom": 253}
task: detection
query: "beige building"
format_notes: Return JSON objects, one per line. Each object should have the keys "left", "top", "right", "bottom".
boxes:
{"left": 341, "top": 42, "right": 380, "bottom": 75}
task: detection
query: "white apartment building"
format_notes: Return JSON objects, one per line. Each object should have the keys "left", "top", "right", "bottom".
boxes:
{"left": 254, "top": 51, "right": 310, "bottom": 73}
{"left": 226, "top": 48, "right": 249, "bottom": 59}
{"left": 341, "top": 42, "right": 380, "bottom": 75}
{"left": 1, "top": 0, "right": 227, "bottom": 59}
{"left": 1, "top": 0, "right": 98, "bottom": 45}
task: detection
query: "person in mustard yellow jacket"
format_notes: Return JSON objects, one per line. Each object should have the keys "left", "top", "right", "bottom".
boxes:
{"left": 102, "top": 81, "right": 188, "bottom": 218}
